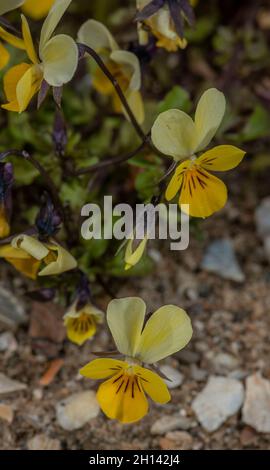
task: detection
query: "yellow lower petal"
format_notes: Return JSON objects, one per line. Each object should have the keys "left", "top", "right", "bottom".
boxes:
{"left": 0, "top": 42, "right": 10, "bottom": 70}
{"left": 97, "top": 369, "right": 149, "bottom": 423}
{"left": 134, "top": 365, "right": 171, "bottom": 404}
{"left": 165, "top": 161, "right": 190, "bottom": 201}
{"left": 65, "top": 313, "right": 97, "bottom": 346}
{"left": 0, "top": 26, "right": 25, "bottom": 49}
{"left": 180, "top": 166, "right": 227, "bottom": 218}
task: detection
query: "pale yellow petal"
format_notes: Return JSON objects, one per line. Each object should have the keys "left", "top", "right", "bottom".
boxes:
{"left": 0, "top": 26, "right": 25, "bottom": 49}
{"left": 97, "top": 371, "right": 149, "bottom": 423}
{"left": 22, "top": 0, "right": 55, "bottom": 20}
{"left": 11, "top": 234, "right": 49, "bottom": 259}
{"left": 151, "top": 109, "right": 197, "bottom": 160}
{"left": 40, "top": 0, "right": 72, "bottom": 50}
{"left": 107, "top": 297, "right": 146, "bottom": 357}
{"left": 77, "top": 19, "right": 118, "bottom": 53}
{"left": 0, "top": 244, "right": 41, "bottom": 279}
{"left": 0, "top": 42, "right": 10, "bottom": 70}
{"left": 194, "top": 88, "right": 226, "bottom": 152}
{"left": 125, "top": 89, "right": 145, "bottom": 125}
{"left": 110, "top": 50, "right": 141, "bottom": 91}
{"left": 136, "top": 305, "right": 193, "bottom": 364}
{"left": 0, "top": 0, "right": 24, "bottom": 15}
{"left": 38, "top": 243, "right": 77, "bottom": 276}
{"left": 134, "top": 365, "right": 171, "bottom": 404}
{"left": 125, "top": 237, "right": 147, "bottom": 270}
{"left": 21, "top": 14, "right": 39, "bottom": 64}
{"left": 80, "top": 358, "right": 128, "bottom": 379}
{"left": 40, "top": 34, "right": 78, "bottom": 86}
{"left": 180, "top": 167, "right": 228, "bottom": 218}
{"left": 197, "top": 145, "right": 246, "bottom": 171}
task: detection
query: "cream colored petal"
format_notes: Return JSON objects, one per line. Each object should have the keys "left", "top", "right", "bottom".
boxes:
{"left": 151, "top": 109, "right": 197, "bottom": 160}
{"left": 0, "top": 0, "right": 24, "bottom": 15}
{"left": 125, "top": 89, "right": 145, "bottom": 125}
{"left": 125, "top": 237, "right": 147, "bottom": 270}
{"left": 38, "top": 243, "right": 77, "bottom": 276}
{"left": 194, "top": 88, "right": 226, "bottom": 152}
{"left": 40, "top": 0, "right": 72, "bottom": 50}
{"left": 16, "top": 64, "right": 40, "bottom": 112}
{"left": 110, "top": 50, "right": 141, "bottom": 91}
{"left": 21, "top": 15, "right": 39, "bottom": 64}
{"left": 41, "top": 34, "right": 78, "bottom": 86}
{"left": 107, "top": 297, "right": 146, "bottom": 357}
{"left": 136, "top": 305, "right": 193, "bottom": 364}
{"left": 11, "top": 234, "right": 49, "bottom": 259}
{"left": 77, "top": 19, "right": 118, "bottom": 53}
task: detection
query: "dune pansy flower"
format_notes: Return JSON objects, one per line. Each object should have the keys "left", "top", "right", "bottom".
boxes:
{"left": 0, "top": 162, "right": 13, "bottom": 238}
{"left": 64, "top": 301, "right": 104, "bottom": 346}
{"left": 80, "top": 297, "right": 192, "bottom": 423}
{"left": 78, "top": 19, "right": 144, "bottom": 124}
{"left": 22, "top": 0, "right": 55, "bottom": 20}
{"left": 0, "top": 0, "right": 25, "bottom": 70}
{"left": 0, "top": 0, "right": 78, "bottom": 112}
{"left": 0, "top": 233, "right": 77, "bottom": 279}
{"left": 151, "top": 88, "right": 246, "bottom": 218}
{"left": 136, "top": 0, "right": 187, "bottom": 51}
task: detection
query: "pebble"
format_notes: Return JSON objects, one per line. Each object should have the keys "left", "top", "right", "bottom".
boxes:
{"left": 0, "top": 332, "right": 17, "bottom": 353}
{"left": 160, "top": 431, "right": 193, "bottom": 450}
{"left": 201, "top": 239, "right": 245, "bottom": 282}
{"left": 211, "top": 353, "right": 240, "bottom": 373}
{"left": 56, "top": 391, "right": 99, "bottom": 431}
{"left": 192, "top": 376, "right": 244, "bottom": 432}
{"left": 151, "top": 415, "right": 194, "bottom": 435}
{"left": 190, "top": 365, "right": 208, "bottom": 382}
{"left": 255, "top": 198, "right": 270, "bottom": 261}
{"left": 0, "top": 404, "right": 14, "bottom": 424}
{"left": 176, "top": 350, "right": 200, "bottom": 364}
{"left": 242, "top": 373, "right": 270, "bottom": 433}
{"left": 0, "top": 286, "right": 26, "bottom": 329}
{"left": 27, "top": 434, "right": 61, "bottom": 450}
{"left": 160, "top": 365, "right": 184, "bottom": 389}
{"left": 0, "top": 373, "right": 26, "bottom": 396}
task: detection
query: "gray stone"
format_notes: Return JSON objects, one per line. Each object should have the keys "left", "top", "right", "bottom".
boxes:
{"left": 176, "top": 350, "right": 200, "bottom": 364}
{"left": 160, "top": 365, "right": 184, "bottom": 389}
{"left": 255, "top": 197, "right": 270, "bottom": 238}
{"left": 190, "top": 365, "right": 208, "bottom": 382}
{"left": 0, "top": 332, "right": 18, "bottom": 353}
{"left": 0, "top": 285, "right": 26, "bottom": 329}
{"left": 151, "top": 415, "right": 194, "bottom": 435}
{"left": 192, "top": 376, "right": 244, "bottom": 432}
{"left": 201, "top": 239, "right": 245, "bottom": 283}
{"left": 160, "top": 431, "right": 193, "bottom": 450}
{"left": 56, "top": 391, "right": 99, "bottom": 431}
{"left": 211, "top": 353, "right": 240, "bottom": 373}
{"left": 0, "top": 373, "right": 26, "bottom": 396}
{"left": 242, "top": 373, "right": 270, "bottom": 433}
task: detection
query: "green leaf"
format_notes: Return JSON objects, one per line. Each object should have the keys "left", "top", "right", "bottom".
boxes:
{"left": 158, "top": 86, "right": 191, "bottom": 114}
{"left": 241, "top": 105, "right": 270, "bottom": 142}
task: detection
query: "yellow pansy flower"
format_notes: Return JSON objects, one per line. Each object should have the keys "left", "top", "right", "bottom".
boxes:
{"left": 78, "top": 19, "right": 144, "bottom": 124}
{"left": 136, "top": 0, "right": 188, "bottom": 52}
{"left": 0, "top": 0, "right": 78, "bottom": 112}
{"left": 0, "top": 0, "right": 25, "bottom": 70}
{"left": 80, "top": 297, "right": 192, "bottom": 423}
{"left": 124, "top": 236, "right": 148, "bottom": 271}
{"left": 0, "top": 234, "right": 77, "bottom": 279}
{"left": 152, "top": 88, "right": 246, "bottom": 218}
{"left": 22, "top": 0, "right": 55, "bottom": 20}
{"left": 64, "top": 301, "right": 104, "bottom": 346}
